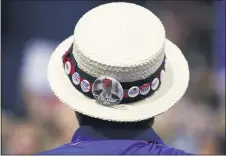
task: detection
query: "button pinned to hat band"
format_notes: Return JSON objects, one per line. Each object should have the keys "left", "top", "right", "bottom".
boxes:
{"left": 92, "top": 76, "right": 124, "bottom": 105}
{"left": 62, "top": 44, "right": 166, "bottom": 106}
{"left": 72, "top": 72, "right": 81, "bottom": 85}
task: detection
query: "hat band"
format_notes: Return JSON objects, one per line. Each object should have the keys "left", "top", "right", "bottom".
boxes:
{"left": 62, "top": 44, "right": 166, "bottom": 105}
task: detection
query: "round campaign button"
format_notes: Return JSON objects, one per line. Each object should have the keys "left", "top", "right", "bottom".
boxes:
{"left": 160, "top": 69, "right": 165, "bottom": 83}
{"left": 140, "top": 84, "right": 150, "bottom": 95}
{"left": 128, "top": 86, "right": 140, "bottom": 98}
{"left": 64, "top": 61, "right": 71, "bottom": 74}
{"left": 81, "top": 80, "right": 90, "bottom": 92}
{"left": 151, "top": 78, "right": 160, "bottom": 91}
{"left": 72, "top": 72, "right": 80, "bottom": 85}
{"left": 92, "top": 76, "right": 123, "bottom": 105}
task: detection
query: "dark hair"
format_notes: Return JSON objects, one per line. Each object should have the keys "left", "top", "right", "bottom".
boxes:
{"left": 75, "top": 112, "right": 155, "bottom": 129}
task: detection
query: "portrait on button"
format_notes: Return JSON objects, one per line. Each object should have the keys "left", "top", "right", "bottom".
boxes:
{"left": 92, "top": 76, "right": 123, "bottom": 105}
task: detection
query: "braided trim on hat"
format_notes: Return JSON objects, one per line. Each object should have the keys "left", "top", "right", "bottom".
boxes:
{"left": 73, "top": 42, "right": 165, "bottom": 82}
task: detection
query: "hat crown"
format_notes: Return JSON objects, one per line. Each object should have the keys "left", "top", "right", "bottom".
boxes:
{"left": 73, "top": 2, "right": 165, "bottom": 82}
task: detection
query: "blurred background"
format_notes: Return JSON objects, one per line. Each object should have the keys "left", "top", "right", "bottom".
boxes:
{"left": 1, "top": 0, "right": 225, "bottom": 154}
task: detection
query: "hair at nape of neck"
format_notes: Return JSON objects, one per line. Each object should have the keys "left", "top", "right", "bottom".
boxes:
{"left": 75, "top": 112, "right": 155, "bottom": 129}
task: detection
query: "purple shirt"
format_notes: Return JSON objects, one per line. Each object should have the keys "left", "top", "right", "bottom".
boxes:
{"left": 38, "top": 126, "right": 193, "bottom": 155}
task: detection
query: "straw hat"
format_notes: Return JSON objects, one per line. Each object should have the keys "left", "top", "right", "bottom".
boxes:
{"left": 47, "top": 2, "right": 189, "bottom": 122}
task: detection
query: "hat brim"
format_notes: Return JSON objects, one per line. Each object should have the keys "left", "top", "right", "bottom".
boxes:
{"left": 47, "top": 36, "right": 189, "bottom": 122}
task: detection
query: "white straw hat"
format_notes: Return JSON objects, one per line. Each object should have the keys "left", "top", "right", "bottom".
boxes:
{"left": 47, "top": 2, "right": 189, "bottom": 122}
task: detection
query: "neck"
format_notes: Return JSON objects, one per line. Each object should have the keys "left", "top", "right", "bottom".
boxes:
{"left": 81, "top": 122, "right": 150, "bottom": 130}
{"left": 79, "top": 125, "right": 150, "bottom": 140}
{"left": 75, "top": 112, "right": 155, "bottom": 131}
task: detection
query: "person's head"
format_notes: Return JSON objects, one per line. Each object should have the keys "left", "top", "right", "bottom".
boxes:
{"left": 75, "top": 112, "right": 155, "bottom": 129}
{"left": 102, "top": 78, "right": 113, "bottom": 93}
{"left": 48, "top": 2, "right": 190, "bottom": 124}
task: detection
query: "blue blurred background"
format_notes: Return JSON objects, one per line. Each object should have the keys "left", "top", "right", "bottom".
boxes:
{"left": 1, "top": 0, "right": 225, "bottom": 154}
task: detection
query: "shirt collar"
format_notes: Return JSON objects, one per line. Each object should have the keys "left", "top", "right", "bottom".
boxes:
{"left": 71, "top": 126, "right": 164, "bottom": 144}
